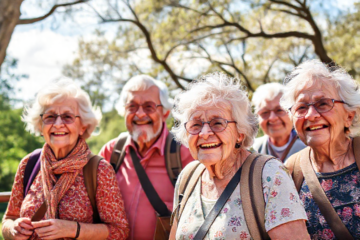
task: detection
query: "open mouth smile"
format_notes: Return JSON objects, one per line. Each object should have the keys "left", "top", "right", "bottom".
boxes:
{"left": 52, "top": 132, "right": 68, "bottom": 136}
{"left": 199, "top": 143, "right": 222, "bottom": 149}
{"left": 306, "top": 125, "right": 328, "bottom": 131}
{"left": 133, "top": 120, "right": 152, "bottom": 125}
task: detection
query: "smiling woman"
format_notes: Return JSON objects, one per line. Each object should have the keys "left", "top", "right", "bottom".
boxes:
{"left": 1, "top": 79, "right": 129, "bottom": 240}
{"left": 281, "top": 59, "right": 360, "bottom": 239}
{"left": 170, "top": 72, "right": 309, "bottom": 240}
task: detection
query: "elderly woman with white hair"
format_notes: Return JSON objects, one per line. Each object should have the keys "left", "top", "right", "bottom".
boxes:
{"left": 2, "top": 80, "right": 129, "bottom": 240}
{"left": 252, "top": 83, "right": 306, "bottom": 162}
{"left": 169, "top": 72, "right": 309, "bottom": 240}
{"left": 282, "top": 60, "right": 360, "bottom": 239}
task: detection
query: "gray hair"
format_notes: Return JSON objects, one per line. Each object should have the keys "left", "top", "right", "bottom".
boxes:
{"left": 22, "top": 79, "right": 102, "bottom": 139}
{"left": 280, "top": 59, "right": 360, "bottom": 137}
{"left": 115, "top": 75, "right": 173, "bottom": 116}
{"left": 252, "top": 82, "right": 285, "bottom": 113}
{"left": 172, "top": 72, "right": 258, "bottom": 148}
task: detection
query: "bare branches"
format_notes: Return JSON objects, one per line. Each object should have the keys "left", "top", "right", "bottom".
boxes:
{"left": 17, "top": 0, "right": 88, "bottom": 25}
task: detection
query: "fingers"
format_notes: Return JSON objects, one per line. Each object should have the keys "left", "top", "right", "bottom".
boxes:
{"left": 31, "top": 219, "right": 52, "bottom": 228}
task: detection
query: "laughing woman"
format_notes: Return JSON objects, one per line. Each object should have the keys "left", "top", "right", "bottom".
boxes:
{"left": 282, "top": 60, "right": 360, "bottom": 239}
{"left": 170, "top": 73, "right": 309, "bottom": 240}
{"left": 2, "top": 80, "right": 129, "bottom": 240}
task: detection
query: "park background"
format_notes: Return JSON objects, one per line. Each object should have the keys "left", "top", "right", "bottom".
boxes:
{"left": 0, "top": 0, "right": 359, "bottom": 238}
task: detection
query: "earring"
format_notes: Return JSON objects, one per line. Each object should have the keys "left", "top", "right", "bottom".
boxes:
{"left": 235, "top": 142, "right": 242, "bottom": 149}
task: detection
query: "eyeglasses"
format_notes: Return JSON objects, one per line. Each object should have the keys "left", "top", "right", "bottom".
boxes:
{"left": 257, "top": 107, "right": 287, "bottom": 119}
{"left": 289, "top": 98, "right": 347, "bottom": 118}
{"left": 40, "top": 113, "right": 80, "bottom": 125}
{"left": 125, "top": 101, "right": 163, "bottom": 114}
{"left": 184, "top": 118, "right": 237, "bottom": 135}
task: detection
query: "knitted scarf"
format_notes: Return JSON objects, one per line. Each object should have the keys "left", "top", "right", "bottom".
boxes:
{"left": 40, "top": 137, "right": 90, "bottom": 219}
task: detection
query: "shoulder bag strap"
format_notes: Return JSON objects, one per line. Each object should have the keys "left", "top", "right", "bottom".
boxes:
{"left": 292, "top": 150, "right": 305, "bottom": 193}
{"left": 241, "top": 152, "right": 273, "bottom": 240}
{"left": 268, "top": 136, "right": 297, "bottom": 162}
{"left": 352, "top": 137, "right": 360, "bottom": 171}
{"left": 193, "top": 164, "right": 243, "bottom": 240}
{"left": 130, "top": 147, "right": 171, "bottom": 216}
{"left": 24, "top": 148, "right": 42, "bottom": 196}
{"left": 83, "top": 153, "right": 103, "bottom": 223}
{"left": 110, "top": 132, "right": 129, "bottom": 173}
{"left": 301, "top": 149, "right": 354, "bottom": 240}
{"left": 165, "top": 132, "right": 182, "bottom": 186}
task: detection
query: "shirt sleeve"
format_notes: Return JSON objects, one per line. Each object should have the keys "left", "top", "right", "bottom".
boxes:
{"left": 262, "top": 159, "right": 308, "bottom": 231}
{"left": 95, "top": 160, "right": 129, "bottom": 239}
{"left": 3, "top": 154, "right": 31, "bottom": 221}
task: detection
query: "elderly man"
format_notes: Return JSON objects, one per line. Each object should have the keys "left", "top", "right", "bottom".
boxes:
{"left": 252, "top": 82, "right": 306, "bottom": 163}
{"left": 99, "top": 75, "right": 193, "bottom": 240}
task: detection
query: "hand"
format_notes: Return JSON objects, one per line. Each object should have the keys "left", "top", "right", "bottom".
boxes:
{"left": 32, "top": 219, "right": 77, "bottom": 239}
{"left": 10, "top": 217, "right": 34, "bottom": 240}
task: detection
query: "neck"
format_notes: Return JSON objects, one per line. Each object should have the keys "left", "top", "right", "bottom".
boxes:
{"left": 269, "top": 134, "right": 290, "bottom": 147}
{"left": 311, "top": 138, "right": 355, "bottom": 173}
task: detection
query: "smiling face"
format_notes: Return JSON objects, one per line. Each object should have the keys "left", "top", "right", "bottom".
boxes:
{"left": 125, "top": 86, "right": 169, "bottom": 145}
{"left": 257, "top": 94, "right": 293, "bottom": 144}
{"left": 187, "top": 102, "right": 243, "bottom": 167}
{"left": 41, "top": 98, "right": 87, "bottom": 158}
{"left": 292, "top": 80, "right": 355, "bottom": 149}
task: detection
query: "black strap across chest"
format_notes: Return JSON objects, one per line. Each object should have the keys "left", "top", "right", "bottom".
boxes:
{"left": 130, "top": 148, "right": 171, "bottom": 217}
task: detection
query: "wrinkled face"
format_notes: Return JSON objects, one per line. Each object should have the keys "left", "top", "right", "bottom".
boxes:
{"left": 257, "top": 94, "right": 292, "bottom": 140}
{"left": 41, "top": 98, "right": 86, "bottom": 156}
{"left": 292, "top": 80, "right": 354, "bottom": 149}
{"left": 125, "top": 86, "right": 169, "bottom": 144}
{"left": 187, "top": 103, "right": 243, "bottom": 166}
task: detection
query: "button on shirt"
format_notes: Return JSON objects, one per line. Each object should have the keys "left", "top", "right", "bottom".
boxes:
{"left": 99, "top": 126, "right": 193, "bottom": 240}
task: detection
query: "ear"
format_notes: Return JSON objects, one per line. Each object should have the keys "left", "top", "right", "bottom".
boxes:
{"left": 163, "top": 110, "right": 171, "bottom": 120}
{"left": 80, "top": 125, "right": 87, "bottom": 136}
{"left": 345, "top": 110, "right": 356, "bottom": 128}
{"left": 237, "top": 133, "right": 245, "bottom": 143}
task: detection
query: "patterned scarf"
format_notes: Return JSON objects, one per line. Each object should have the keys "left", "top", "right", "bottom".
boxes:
{"left": 41, "top": 137, "right": 90, "bottom": 219}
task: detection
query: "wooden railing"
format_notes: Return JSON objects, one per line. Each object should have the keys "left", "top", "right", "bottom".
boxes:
{"left": 0, "top": 192, "right": 11, "bottom": 203}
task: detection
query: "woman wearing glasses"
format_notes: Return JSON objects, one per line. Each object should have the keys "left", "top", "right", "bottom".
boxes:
{"left": 2, "top": 80, "right": 129, "bottom": 239}
{"left": 281, "top": 60, "right": 360, "bottom": 239}
{"left": 252, "top": 83, "right": 306, "bottom": 163}
{"left": 170, "top": 73, "right": 309, "bottom": 239}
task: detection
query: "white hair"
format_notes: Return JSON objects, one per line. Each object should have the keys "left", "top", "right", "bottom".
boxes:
{"left": 115, "top": 75, "right": 173, "bottom": 116}
{"left": 252, "top": 82, "right": 285, "bottom": 113}
{"left": 280, "top": 59, "right": 360, "bottom": 137}
{"left": 22, "top": 79, "right": 102, "bottom": 139}
{"left": 172, "top": 72, "right": 258, "bottom": 148}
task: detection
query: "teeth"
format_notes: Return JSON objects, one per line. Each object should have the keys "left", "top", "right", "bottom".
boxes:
{"left": 310, "top": 126, "right": 322, "bottom": 131}
{"left": 200, "top": 143, "right": 220, "bottom": 148}
{"left": 54, "top": 132, "right": 66, "bottom": 135}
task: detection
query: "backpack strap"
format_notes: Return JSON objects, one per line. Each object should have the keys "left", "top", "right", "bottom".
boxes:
{"left": 24, "top": 149, "right": 42, "bottom": 196}
{"left": 240, "top": 152, "right": 274, "bottom": 240}
{"left": 300, "top": 147, "right": 354, "bottom": 240}
{"left": 169, "top": 161, "right": 205, "bottom": 240}
{"left": 110, "top": 132, "right": 129, "bottom": 173}
{"left": 285, "top": 148, "right": 307, "bottom": 193}
{"left": 352, "top": 137, "right": 360, "bottom": 170}
{"left": 83, "top": 153, "right": 103, "bottom": 223}
{"left": 165, "top": 132, "right": 182, "bottom": 186}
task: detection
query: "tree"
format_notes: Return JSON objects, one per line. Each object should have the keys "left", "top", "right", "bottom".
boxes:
{"left": 0, "top": 0, "right": 88, "bottom": 68}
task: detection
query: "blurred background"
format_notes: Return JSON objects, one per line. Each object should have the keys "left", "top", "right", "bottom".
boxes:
{"left": 0, "top": 0, "right": 359, "bottom": 237}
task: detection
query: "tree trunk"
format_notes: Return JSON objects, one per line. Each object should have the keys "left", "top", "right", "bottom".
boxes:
{"left": 0, "top": 0, "right": 23, "bottom": 68}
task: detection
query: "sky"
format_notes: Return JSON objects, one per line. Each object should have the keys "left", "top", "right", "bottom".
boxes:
{"left": 6, "top": 0, "right": 359, "bottom": 110}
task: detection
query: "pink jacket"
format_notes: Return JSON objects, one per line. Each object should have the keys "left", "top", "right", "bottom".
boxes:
{"left": 99, "top": 125, "right": 193, "bottom": 240}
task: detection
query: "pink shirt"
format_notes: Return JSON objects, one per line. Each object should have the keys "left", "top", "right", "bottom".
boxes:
{"left": 99, "top": 125, "right": 193, "bottom": 240}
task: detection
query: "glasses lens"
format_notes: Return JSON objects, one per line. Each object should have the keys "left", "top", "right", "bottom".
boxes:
{"left": 259, "top": 111, "right": 270, "bottom": 119}
{"left": 126, "top": 103, "right": 139, "bottom": 113}
{"left": 292, "top": 103, "right": 308, "bottom": 118}
{"left": 185, "top": 120, "right": 203, "bottom": 134}
{"left": 314, "top": 98, "right": 333, "bottom": 113}
{"left": 42, "top": 114, "right": 57, "bottom": 124}
{"left": 142, "top": 102, "right": 157, "bottom": 114}
{"left": 209, "top": 119, "right": 227, "bottom": 132}
{"left": 60, "top": 113, "right": 76, "bottom": 124}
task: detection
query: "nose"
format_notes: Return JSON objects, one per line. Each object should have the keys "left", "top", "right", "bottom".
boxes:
{"left": 53, "top": 116, "right": 64, "bottom": 127}
{"left": 268, "top": 110, "right": 278, "bottom": 120}
{"left": 135, "top": 106, "right": 147, "bottom": 118}
{"left": 198, "top": 123, "right": 214, "bottom": 139}
{"left": 305, "top": 105, "right": 320, "bottom": 120}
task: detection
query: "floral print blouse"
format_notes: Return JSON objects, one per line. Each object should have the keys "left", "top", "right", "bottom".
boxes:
{"left": 173, "top": 159, "right": 307, "bottom": 239}
{"left": 300, "top": 162, "right": 360, "bottom": 239}
{"left": 3, "top": 153, "right": 129, "bottom": 240}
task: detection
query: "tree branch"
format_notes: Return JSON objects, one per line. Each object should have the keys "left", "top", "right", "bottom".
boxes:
{"left": 17, "top": 0, "right": 88, "bottom": 25}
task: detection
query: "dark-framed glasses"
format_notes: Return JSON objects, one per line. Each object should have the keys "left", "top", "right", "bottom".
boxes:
{"left": 125, "top": 101, "right": 162, "bottom": 114}
{"left": 289, "top": 98, "right": 347, "bottom": 118}
{"left": 258, "top": 107, "right": 287, "bottom": 119}
{"left": 40, "top": 113, "right": 80, "bottom": 125}
{"left": 185, "top": 118, "right": 237, "bottom": 135}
